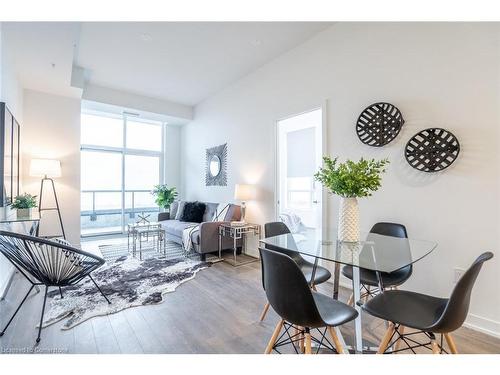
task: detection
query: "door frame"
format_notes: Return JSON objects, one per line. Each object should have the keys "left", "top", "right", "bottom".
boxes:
{"left": 273, "top": 101, "right": 328, "bottom": 233}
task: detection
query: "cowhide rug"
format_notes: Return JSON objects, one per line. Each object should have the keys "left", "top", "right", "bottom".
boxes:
{"left": 41, "top": 256, "right": 210, "bottom": 330}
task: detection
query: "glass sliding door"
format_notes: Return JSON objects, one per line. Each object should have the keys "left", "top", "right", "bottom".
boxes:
{"left": 80, "top": 112, "right": 164, "bottom": 237}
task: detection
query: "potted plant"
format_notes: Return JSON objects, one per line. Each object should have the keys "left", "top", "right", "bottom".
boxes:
{"left": 314, "top": 156, "right": 389, "bottom": 242}
{"left": 11, "top": 193, "right": 38, "bottom": 219}
{"left": 151, "top": 185, "right": 178, "bottom": 214}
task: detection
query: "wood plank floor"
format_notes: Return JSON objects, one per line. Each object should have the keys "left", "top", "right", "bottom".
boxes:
{"left": 1, "top": 260, "right": 499, "bottom": 354}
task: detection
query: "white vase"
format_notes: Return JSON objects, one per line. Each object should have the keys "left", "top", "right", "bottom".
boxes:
{"left": 338, "top": 197, "right": 360, "bottom": 242}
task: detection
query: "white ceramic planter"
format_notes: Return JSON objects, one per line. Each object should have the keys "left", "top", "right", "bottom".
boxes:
{"left": 338, "top": 197, "right": 360, "bottom": 242}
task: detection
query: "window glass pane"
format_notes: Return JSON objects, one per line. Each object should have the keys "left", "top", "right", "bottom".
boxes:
{"left": 81, "top": 192, "right": 93, "bottom": 211}
{"left": 287, "top": 191, "right": 312, "bottom": 209}
{"left": 125, "top": 191, "right": 156, "bottom": 208}
{"left": 81, "top": 214, "right": 122, "bottom": 236}
{"left": 80, "top": 111, "right": 164, "bottom": 236}
{"left": 124, "top": 211, "right": 158, "bottom": 227}
{"left": 124, "top": 192, "right": 158, "bottom": 226}
{"left": 126, "top": 120, "right": 162, "bottom": 151}
{"left": 81, "top": 113, "right": 123, "bottom": 147}
{"left": 80, "top": 152, "right": 123, "bottom": 235}
{"left": 288, "top": 177, "right": 312, "bottom": 191}
{"left": 81, "top": 151, "right": 122, "bottom": 191}
{"left": 94, "top": 192, "right": 121, "bottom": 210}
{"left": 125, "top": 191, "right": 156, "bottom": 210}
{"left": 125, "top": 155, "right": 159, "bottom": 190}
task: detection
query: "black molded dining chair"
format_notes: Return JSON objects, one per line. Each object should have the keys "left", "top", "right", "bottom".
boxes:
{"left": 259, "top": 222, "right": 332, "bottom": 321}
{"left": 260, "top": 247, "right": 358, "bottom": 354}
{"left": 342, "top": 222, "right": 411, "bottom": 305}
{"left": 0, "top": 230, "right": 110, "bottom": 343}
{"left": 362, "top": 252, "right": 493, "bottom": 354}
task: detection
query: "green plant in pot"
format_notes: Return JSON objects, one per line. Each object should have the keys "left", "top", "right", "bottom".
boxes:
{"left": 151, "top": 185, "right": 178, "bottom": 213}
{"left": 314, "top": 156, "right": 389, "bottom": 242}
{"left": 11, "top": 193, "right": 38, "bottom": 219}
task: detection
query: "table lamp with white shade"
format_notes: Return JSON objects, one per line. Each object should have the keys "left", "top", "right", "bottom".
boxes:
{"left": 30, "top": 158, "right": 66, "bottom": 239}
{"left": 234, "top": 184, "right": 256, "bottom": 223}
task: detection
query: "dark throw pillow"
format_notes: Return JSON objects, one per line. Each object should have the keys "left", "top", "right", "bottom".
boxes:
{"left": 180, "top": 201, "right": 206, "bottom": 223}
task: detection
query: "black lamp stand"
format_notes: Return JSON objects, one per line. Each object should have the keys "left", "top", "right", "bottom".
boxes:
{"left": 36, "top": 176, "right": 66, "bottom": 239}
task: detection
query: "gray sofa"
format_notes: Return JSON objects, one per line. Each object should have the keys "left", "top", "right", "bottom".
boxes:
{"left": 158, "top": 201, "right": 241, "bottom": 259}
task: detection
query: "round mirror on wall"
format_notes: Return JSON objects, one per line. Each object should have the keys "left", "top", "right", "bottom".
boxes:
{"left": 209, "top": 155, "right": 221, "bottom": 177}
{"left": 205, "top": 143, "right": 228, "bottom": 186}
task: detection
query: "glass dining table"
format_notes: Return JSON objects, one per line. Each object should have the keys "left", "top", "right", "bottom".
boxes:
{"left": 259, "top": 227, "right": 438, "bottom": 353}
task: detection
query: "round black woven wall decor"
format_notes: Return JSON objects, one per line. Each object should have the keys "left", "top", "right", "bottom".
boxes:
{"left": 405, "top": 128, "right": 460, "bottom": 172}
{"left": 356, "top": 102, "right": 405, "bottom": 147}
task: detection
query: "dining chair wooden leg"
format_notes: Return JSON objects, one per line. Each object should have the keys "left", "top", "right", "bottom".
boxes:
{"left": 304, "top": 329, "right": 312, "bottom": 354}
{"left": 394, "top": 325, "right": 405, "bottom": 351}
{"left": 265, "top": 319, "right": 284, "bottom": 354}
{"left": 293, "top": 325, "right": 301, "bottom": 350}
{"left": 327, "top": 326, "right": 344, "bottom": 354}
{"left": 299, "top": 327, "right": 305, "bottom": 353}
{"left": 444, "top": 333, "right": 458, "bottom": 354}
{"left": 347, "top": 292, "right": 354, "bottom": 306}
{"left": 377, "top": 322, "right": 395, "bottom": 354}
{"left": 259, "top": 302, "right": 270, "bottom": 321}
{"left": 430, "top": 338, "right": 441, "bottom": 354}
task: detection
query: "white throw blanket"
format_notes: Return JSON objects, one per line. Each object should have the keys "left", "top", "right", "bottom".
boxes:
{"left": 279, "top": 212, "right": 304, "bottom": 234}
{"left": 181, "top": 203, "right": 231, "bottom": 252}
{"left": 182, "top": 224, "right": 199, "bottom": 253}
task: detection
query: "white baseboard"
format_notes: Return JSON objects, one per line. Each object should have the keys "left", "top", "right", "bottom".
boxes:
{"left": 464, "top": 313, "right": 500, "bottom": 339}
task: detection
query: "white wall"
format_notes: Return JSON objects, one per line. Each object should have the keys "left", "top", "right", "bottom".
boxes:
{"left": 0, "top": 23, "right": 25, "bottom": 297}
{"left": 165, "top": 125, "right": 182, "bottom": 191}
{"left": 22, "top": 89, "right": 81, "bottom": 245}
{"left": 182, "top": 23, "right": 500, "bottom": 336}
{"left": 0, "top": 28, "right": 23, "bottom": 121}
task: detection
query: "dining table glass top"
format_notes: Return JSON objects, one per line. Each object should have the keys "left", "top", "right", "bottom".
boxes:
{"left": 259, "top": 227, "right": 437, "bottom": 273}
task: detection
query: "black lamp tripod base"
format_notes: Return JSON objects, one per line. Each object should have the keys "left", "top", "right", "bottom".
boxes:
{"left": 35, "top": 177, "right": 66, "bottom": 240}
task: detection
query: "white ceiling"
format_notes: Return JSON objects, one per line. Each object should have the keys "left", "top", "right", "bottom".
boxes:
{"left": 2, "top": 22, "right": 82, "bottom": 98}
{"left": 76, "top": 22, "right": 332, "bottom": 105}
{"left": 3, "top": 22, "right": 332, "bottom": 106}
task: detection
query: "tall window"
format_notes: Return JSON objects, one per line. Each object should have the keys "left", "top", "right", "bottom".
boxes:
{"left": 80, "top": 112, "right": 164, "bottom": 236}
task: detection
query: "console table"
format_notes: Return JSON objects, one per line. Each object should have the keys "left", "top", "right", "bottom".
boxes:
{"left": 0, "top": 207, "right": 41, "bottom": 299}
{"left": 0, "top": 207, "right": 40, "bottom": 235}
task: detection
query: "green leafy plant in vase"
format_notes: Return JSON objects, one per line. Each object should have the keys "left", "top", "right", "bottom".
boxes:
{"left": 11, "top": 193, "right": 38, "bottom": 219}
{"left": 151, "top": 185, "right": 178, "bottom": 214}
{"left": 314, "top": 156, "right": 389, "bottom": 242}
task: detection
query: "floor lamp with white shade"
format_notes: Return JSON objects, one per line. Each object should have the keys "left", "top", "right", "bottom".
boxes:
{"left": 29, "top": 158, "right": 66, "bottom": 239}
